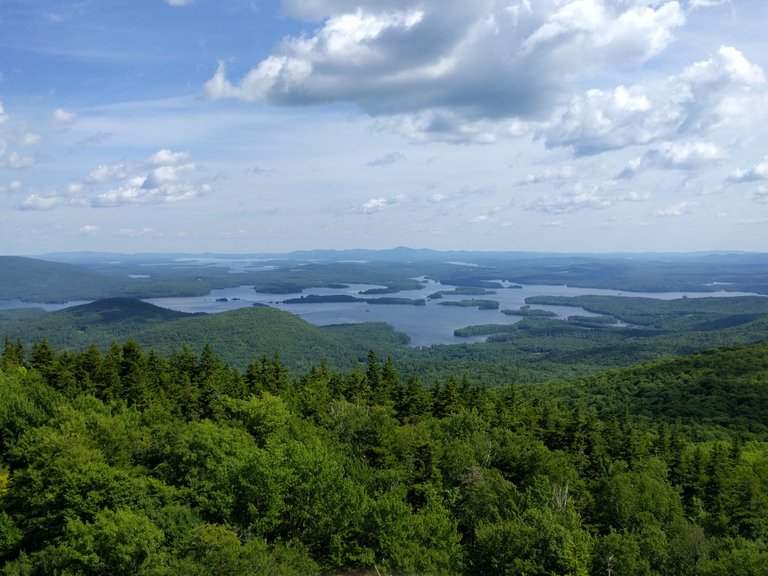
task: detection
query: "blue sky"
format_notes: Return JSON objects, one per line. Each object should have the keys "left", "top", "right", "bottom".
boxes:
{"left": 1, "top": 0, "right": 767, "bottom": 255}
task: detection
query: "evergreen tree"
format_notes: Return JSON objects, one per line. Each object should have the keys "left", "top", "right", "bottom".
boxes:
{"left": 0, "top": 337, "right": 25, "bottom": 371}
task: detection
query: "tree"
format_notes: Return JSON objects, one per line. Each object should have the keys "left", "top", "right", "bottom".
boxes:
{"left": 120, "top": 339, "right": 149, "bottom": 408}
{"left": 470, "top": 506, "right": 591, "bottom": 576}
{"left": 0, "top": 337, "right": 24, "bottom": 372}
{"left": 28, "top": 339, "right": 55, "bottom": 382}
{"left": 41, "top": 508, "right": 163, "bottom": 576}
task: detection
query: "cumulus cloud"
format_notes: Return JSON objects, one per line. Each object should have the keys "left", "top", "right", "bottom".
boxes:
{"left": 527, "top": 183, "right": 614, "bottom": 214}
{"left": 0, "top": 102, "right": 8, "bottom": 124}
{"left": 1, "top": 151, "right": 36, "bottom": 169}
{"left": 151, "top": 148, "right": 190, "bottom": 165}
{"left": 52, "top": 108, "right": 77, "bottom": 124}
{"left": 87, "top": 163, "right": 129, "bottom": 183}
{"left": 367, "top": 151, "right": 405, "bottom": 167}
{"left": 165, "top": 0, "right": 193, "bottom": 6}
{"left": 18, "top": 149, "right": 210, "bottom": 210}
{"left": 93, "top": 174, "right": 205, "bottom": 207}
{"left": 516, "top": 165, "right": 575, "bottom": 186}
{"left": 79, "top": 225, "right": 100, "bottom": 235}
{"left": 22, "top": 133, "right": 41, "bottom": 146}
{"left": 19, "top": 194, "right": 66, "bottom": 211}
{"left": 656, "top": 201, "right": 696, "bottom": 217}
{"left": 206, "top": 1, "right": 692, "bottom": 142}
{"left": 727, "top": 158, "right": 768, "bottom": 183}
{"left": 618, "top": 141, "right": 723, "bottom": 178}
{"left": 541, "top": 46, "right": 767, "bottom": 155}
{"left": 357, "top": 193, "right": 406, "bottom": 213}
{"left": 89, "top": 149, "right": 207, "bottom": 208}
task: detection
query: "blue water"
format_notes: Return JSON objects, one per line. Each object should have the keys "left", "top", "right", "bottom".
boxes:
{"left": 143, "top": 279, "right": 762, "bottom": 347}
{"left": 3, "top": 276, "right": 760, "bottom": 347}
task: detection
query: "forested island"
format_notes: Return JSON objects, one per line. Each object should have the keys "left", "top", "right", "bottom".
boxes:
{"left": 1, "top": 251, "right": 768, "bottom": 574}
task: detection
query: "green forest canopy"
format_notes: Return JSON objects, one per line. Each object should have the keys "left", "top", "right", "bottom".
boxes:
{"left": 1, "top": 338, "right": 768, "bottom": 575}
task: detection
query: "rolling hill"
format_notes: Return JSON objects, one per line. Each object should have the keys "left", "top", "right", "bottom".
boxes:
{"left": 0, "top": 256, "right": 125, "bottom": 302}
{"left": 0, "top": 298, "right": 409, "bottom": 372}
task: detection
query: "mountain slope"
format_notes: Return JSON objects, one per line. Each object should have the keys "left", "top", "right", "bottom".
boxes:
{"left": 0, "top": 298, "right": 407, "bottom": 372}
{"left": 0, "top": 256, "right": 125, "bottom": 302}
{"left": 130, "top": 306, "right": 378, "bottom": 371}
{"left": 1, "top": 298, "right": 192, "bottom": 350}
{"left": 539, "top": 342, "right": 768, "bottom": 434}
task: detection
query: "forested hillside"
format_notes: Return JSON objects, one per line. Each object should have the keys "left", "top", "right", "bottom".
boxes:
{"left": 1, "top": 339, "right": 767, "bottom": 575}
{"left": 0, "top": 257, "right": 125, "bottom": 303}
{"left": 0, "top": 300, "right": 409, "bottom": 373}
{"left": 4, "top": 296, "right": 768, "bottom": 384}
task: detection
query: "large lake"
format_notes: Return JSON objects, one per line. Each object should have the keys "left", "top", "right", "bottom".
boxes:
{"left": 1, "top": 279, "right": 761, "bottom": 347}
{"left": 143, "top": 279, "right": 762, "bottom": 347}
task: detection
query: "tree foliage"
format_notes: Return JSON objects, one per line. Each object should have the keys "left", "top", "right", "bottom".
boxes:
{"left": 1, "top": 340, "right": 767, "bottom": 574}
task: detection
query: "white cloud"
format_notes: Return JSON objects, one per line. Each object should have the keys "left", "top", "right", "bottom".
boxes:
{"left": 19, "top": 194, "right": 65, "bottom": 211}
{"left": 0, "top": 179, "right": 24, "bottom": 194}
{"left": 359, "top": 197, "right": 391, "bottom": 214}
{"left": 656, "top": 201, "right": 696, "bottom": 217}
{"left": 517, "top": 165, "right": 575, "bottom": 186}
{"left": 87, "top": 163, "right": 129, "bottom": 183}
{"left": 206, "top": 1, "right": 693, "bottom": 142}
{"left": 358, "top": 193, "right": 406, "bottom": 213}
{"left": 22, "top": 149, "right": 210, "bottom": 210}
{"left": 689, "top": 0, "right": 730, "bottom": 7}
{"left": 79, "top": 225, "right": 100, "bottom": 235}
{"left": 22, "top": 133, "right": 41, "bottom": 146}
{"left": 392, "top": 110, "right": 502, "bottom": 144}
{"left": 0, "top": 102, "right": 8, "bottom": 124}
{"left": 541, "top": 46, "right": 767, "bottom": 155}
{"left": 52, "top": 108, "right": 77, "bottom": 124}
{"left": 521, "top": 0, "right": 684, "bottom": 66}
{"left": 88, "top": 149, "right": 207, "bottom": 207}
{"left": 469, "top": 206, "right": 502, "bottom": 224}
{"left": 428, "top": 192, "right": 449, "bottom": 204}
{"left": 165, "top": 0, "right": 193, "bottom": 6}
{"left": 527, "top": 183, "right": 614, "bottom": 214}
{"left": 727, "top": 158, "right": 768, "bottom": 183}
{"left": 3, "top": 152, "right": 36, "bottom": 169}
{"left": 93, "top": 179, "right": 205, "bottom": 207}
{"left": 150, "top": 148, "right": 191, "bottom": 165}
{"left": 622, "top": 190, "right": 651, "bottom": 203}
{"left": 619, "top": 141, "right": 723, "bottom": 177}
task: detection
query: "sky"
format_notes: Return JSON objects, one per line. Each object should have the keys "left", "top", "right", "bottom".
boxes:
{"left": 1, "top": 0, "right": 767, "bottom": 255}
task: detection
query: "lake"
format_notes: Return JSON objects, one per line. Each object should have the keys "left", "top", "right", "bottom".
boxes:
{"left": 142, "top": 279, "right": 762, "bottom": 347}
